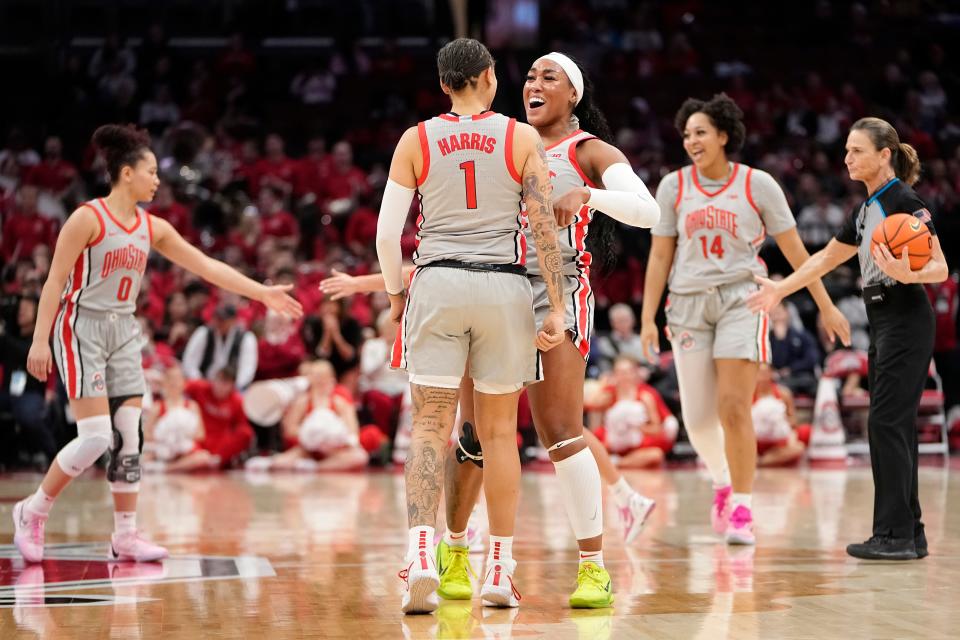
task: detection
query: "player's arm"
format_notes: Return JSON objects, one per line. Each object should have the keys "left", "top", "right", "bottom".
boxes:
{"left": 150, "top": 215, "right": 302, "bottom": 318}
{"left": 554, "top": 139, "right": 660, "bottom": 228}
{"left": 320, "top": 265, "right": 417, "bottom": 300}
{"left": 27, "top": 206, "right": 100, "bottom": 381}
{"left": 748, "top": 239, "right": 858, "bottom": 314}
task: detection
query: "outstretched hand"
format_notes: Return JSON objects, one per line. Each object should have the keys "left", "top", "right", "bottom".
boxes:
{"left": 262, "top": 284, "right": 303, "bottom": 319}
{"left": 319, "top": 269, "right": 359, "bottom": 300}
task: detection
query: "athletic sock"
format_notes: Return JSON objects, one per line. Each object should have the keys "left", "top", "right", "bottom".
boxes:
{"left": 445, "top": 528, "right": 468, "bottom": 548}
{"left": 25, "top": 488, "right": 54, "bottom": 518}
{"left": 114, "top": 511, "right": 137, "bottom": 535}
{"left": 611, "top": 477, "right": 634, "bottom": 508}
{"left": 731, "top": 493, "right": 752, "bottom": 511}
{"left": 712, "top": 468, "right": 732, "bottom": 490}
{"left": 579, "top": 549, "right": 604, "bottom": 568}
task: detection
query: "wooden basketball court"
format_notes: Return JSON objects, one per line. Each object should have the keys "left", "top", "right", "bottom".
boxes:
{"left": 1, "top": 462, "right": 958, "bottom": 639}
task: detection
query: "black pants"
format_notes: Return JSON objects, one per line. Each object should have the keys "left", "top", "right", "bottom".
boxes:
{"left": 865, "top": 284, "right": 934, "bottom": 540}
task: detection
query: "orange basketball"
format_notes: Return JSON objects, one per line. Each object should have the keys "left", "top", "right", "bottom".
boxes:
{"left": 870, "top": 213, "right": 932, "bottom": 270}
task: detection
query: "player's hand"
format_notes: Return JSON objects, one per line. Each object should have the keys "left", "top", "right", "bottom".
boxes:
{"left": 873, "top": 243, "right": 915, "bottom": 284}
{"left": 536, "top": 310, "right": 566, "bottom": 351}
{"left": 747, "top": 276, "right": 784, "bottom": 314}
{"left": 553, "top": 187, "right": 589, "bottom": 228}
{"left": 819, "top": 303, "right": 852, "bottom": 347}
{"left": 319, "top": 269, "right": 359, "bottom": 300}
{"left": 27, "top": 340, "right": 53, "bottom": 382}
{"left": 261, "top": 284, "right": 303, "bottom": 319}
{"left": 388, "top": 292, "right": 406, "bottom": 324}
{"left": 640, "top": 320, "right": 660, "bottom": 363}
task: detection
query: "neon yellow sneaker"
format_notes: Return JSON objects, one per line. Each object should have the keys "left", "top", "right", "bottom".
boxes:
{"left": 569, "top": 562, "right": 614, "bottom": 609}
{"left": 436, "top": 540, "right": 474, "bottom": 600}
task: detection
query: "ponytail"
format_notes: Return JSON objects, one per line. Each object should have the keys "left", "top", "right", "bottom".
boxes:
{"left": 894, "top": 142, "right": 921, "bottom": 186}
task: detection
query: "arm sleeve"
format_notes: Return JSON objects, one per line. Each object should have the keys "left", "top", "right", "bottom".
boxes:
{"left": 749, "top": 170, "right": 796, "bottom": 235}
{"left": 375, "top": 179, "right": 416, "bottom": 295}
{"left": 181, "top": 327, "right": 207, "bottom": 380}
{"left": 651, "top": 172, "right": 680, "bottom": 237}
{"left": 585, "top": 163, "right": 661, "bottom": 228}
{"left": 236, "top": 331, "right": 259, "bottom": 390}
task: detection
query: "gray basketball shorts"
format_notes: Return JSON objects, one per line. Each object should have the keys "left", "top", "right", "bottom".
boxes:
{"left": 664, "top": 280, "right": 771, "bottom": 363}
{"left": 391, "top": 266, "right": 541, "bottom": 388}
{"left": 530, "top": 273, "right": 594, "bottom": 360}
{"left": 54, "top": 306, "right": 147, "bottom": 400}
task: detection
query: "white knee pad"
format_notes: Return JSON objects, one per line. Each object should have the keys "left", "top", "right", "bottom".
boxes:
{"left": 109, "top": 406, "right": 143, "bottom": 493}
{"left": 56, "top": 415, "right": 113, "bottom": 477}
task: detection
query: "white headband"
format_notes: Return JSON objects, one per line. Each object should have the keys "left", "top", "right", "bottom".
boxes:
{"left": 540, "top": 52, "right": 584, "bottom": 106}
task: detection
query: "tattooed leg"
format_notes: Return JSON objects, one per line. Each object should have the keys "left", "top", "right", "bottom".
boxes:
{"left": 406, "top": 383, "right": 460, "bottom": 528}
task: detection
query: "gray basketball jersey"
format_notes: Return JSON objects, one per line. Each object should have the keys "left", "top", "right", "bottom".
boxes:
{"left": 527, "top": 130, "right": 597, "bottom": 278}
{"left": 413, "top": 112, "right": 526, "bottom": 266}
{"left": 62, "top": 198, "right": 152, "bottom": 314}
{"left": 653, "top": 164, "right": 796, "bottom": 294}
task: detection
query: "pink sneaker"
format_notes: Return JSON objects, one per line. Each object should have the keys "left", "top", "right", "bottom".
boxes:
{"left": 12, "top": 500, "right": 46, "bottom": 564}
{"left": 711, "top": 485, "right": 732, "bottom": 535}
{"left": 725, "top": 505, "right": 756, "bottom": 545}
{"left": 619, "top": 493, "right": 656, "bottom": 545}
{"left": 108, "top": 531, "right": 169, "bottom": 563}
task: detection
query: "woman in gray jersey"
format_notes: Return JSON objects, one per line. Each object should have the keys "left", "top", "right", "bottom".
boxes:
{"left": 640, "top": 94, "right": 851, "bottom": 546}
{"left": 750, "top": 117, "right": 949, "bottom": 560}
{"left": 13, "top": 124, "right": 302, "bottom": 566}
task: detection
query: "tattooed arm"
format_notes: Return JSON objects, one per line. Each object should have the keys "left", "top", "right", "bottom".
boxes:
{"left": 512, "top": 123, "right": 566, "bottom": 351}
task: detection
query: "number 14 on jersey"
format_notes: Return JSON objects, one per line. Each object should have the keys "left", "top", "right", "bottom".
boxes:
{"left": 699, "top": 235, "right": 725, "bottom": 259}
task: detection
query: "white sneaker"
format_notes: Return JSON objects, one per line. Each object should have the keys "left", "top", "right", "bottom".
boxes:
{"left": 13, "top": 500, "right": 46, "bottom": 564}
{"left": 480, "top": 558, "right": 521, "bottom": 608}
{"left": 109, "top": 530, "right": 169, "bottom": 563}
{"left": 619, "top": 493, "right": 656, "bottom": 545}
{"left": 399, "top": 549, "right": 440, "bottom": 614}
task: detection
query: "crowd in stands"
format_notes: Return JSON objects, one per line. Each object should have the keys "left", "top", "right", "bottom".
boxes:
{"left": 1, "top": 1, "right": 960, "bottom": 471}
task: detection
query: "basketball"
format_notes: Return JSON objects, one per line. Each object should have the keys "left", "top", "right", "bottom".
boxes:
{"left": 871, "top": 213, "right": 933, "bottom": 270}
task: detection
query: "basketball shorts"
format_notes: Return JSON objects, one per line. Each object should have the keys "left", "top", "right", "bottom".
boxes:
{"left": 392, "top": 266, "right": 541, "bottom": 390}
{"left": 54, "top": 307, "right": 146, "bottom": 400}
{"left": 530, "top": 273, "right": 594, "bottom": 360}
{"left": 664, "top": 280, "right": 771, "bottom": 363}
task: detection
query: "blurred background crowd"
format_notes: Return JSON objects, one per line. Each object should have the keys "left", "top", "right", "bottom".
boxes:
{"left": 1, "top": 0, "right": 958, "bottom": 472}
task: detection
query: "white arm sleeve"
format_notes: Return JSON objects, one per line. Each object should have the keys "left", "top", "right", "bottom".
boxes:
{"left": 585, "top": 163, "right": 661, "bottom": 228}
{"left": 375, "top": 179, "right": 416, "bottom": 295}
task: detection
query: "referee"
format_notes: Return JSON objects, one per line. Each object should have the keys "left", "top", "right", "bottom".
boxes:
{"left": 748, "top": 117, "right": 949, "bottom": 560}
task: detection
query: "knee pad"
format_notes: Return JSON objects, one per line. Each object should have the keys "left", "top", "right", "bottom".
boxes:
{"left": 56, "top": 415, "right": 112, "bottom": 477}
{"left": 455, "top": 421, "right": 484, "bottom": 468}
{"left": 107, "top": 404, "right": 143, "bottom": 491}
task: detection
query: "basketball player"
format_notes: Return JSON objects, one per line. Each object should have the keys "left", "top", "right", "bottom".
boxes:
{"left": 375, "top": 39, "right": 567, "bottom": 613}
{"left": 325, "top": 52, "right": 661, "bottom": 608}
{"left": 749, "top": 117, "right": 948, "bottom": 560}
{"left": 15, "top": 124, "right": 302, "bottom": 564}
{"left": 640, "top": 94, "right": 851, "bottom": 545}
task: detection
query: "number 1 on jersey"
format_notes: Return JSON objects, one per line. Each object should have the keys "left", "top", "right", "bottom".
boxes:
{"left": 699, "top": 235, "right": 725, "bottom": 260}
{"left": 459, "top": 160, "right": 478, "bottom": 210}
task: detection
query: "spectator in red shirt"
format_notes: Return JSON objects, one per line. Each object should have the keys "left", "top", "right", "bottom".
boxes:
{"left": 23, "top": 137, "right": 79, "bottom": 200}
{"left": 322, "top": 141, "right": 370, "bottom": 218}
{"left": 255, "top": 309, "right": 306, "bottom": 381}
{"left": 257, "top": 186, "right": 299, "bottom": 249}
{"left": 294, "top": 136, "right": 332, "bottom": 203}
{"left": 251, "top": 134, "right": 298, "bottom": 198}
{"left": 343, "top": 199, "right": 379, "bottom": 257}
{"left": 2, "top": 184, "right": 57, "bottom": 263}
{"left": 186, "top": 366, "right": 254, "bottom": 469}
{"left": 927, "top": 273, "right": 959, "bottom": 410}
{"left": 148, "top": 183, "right": 194, "bottom": 242}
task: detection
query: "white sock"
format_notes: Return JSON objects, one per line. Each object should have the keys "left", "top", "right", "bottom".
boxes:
{"left": 488, "top": 535, "right": 513, "bottom": 565}
{"left": 731, "top": 493, "right": 752, "bottom": 511}
{"left": 114, "top": 511, "right": 136, "bottom": 534}
{"left": 611, "top": 477, "right": 634, "bottom": 508}
{"left": 25, "top": 488, "right": 55, "bottom": 518}
{"left": 406, "top": 525, "right": 434, "bottom": 562}
{"left": 553, "top": 448, "right": 604, "bottom": 540}
{"left": 445, "top": 528, "right": 468, "bottom": 548}
{"left": 579, "top": 549, "right": 604, "bottom": 568}
{"left": 712, "top": 469, "right": 732, "bottom": 490}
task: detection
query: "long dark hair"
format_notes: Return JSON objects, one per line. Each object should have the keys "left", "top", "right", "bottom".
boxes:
{"left": 566, "top": 56, "right": 616, "bottom": 271}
